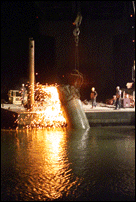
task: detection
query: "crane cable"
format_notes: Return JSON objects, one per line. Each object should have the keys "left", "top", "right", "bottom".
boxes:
{"left": 73, "top": 12, "right": 82, "bottom": 71}
{"left": 71, "top": 6, "right": 83, "bottom": 88}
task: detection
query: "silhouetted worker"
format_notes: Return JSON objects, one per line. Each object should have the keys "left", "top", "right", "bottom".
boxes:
{"left": 115, "top": 86, "right": 121, "bottom": 110}
{"left": 21, "top": 84, "right": 26, "bottom": 106}
{"left": 90, "top": 87, "right": 98, "bottom": 108}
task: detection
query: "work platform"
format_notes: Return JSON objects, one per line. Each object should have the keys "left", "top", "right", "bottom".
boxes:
{"left": 1, "top": 103, "right": 135, "bottom": 129}
{"left": 83, "top": 103, "right": 135, "bottom": 126}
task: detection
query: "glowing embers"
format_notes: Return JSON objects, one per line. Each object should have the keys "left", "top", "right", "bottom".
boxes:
{"left": 18, "top": 84, "right": 67, "bottom": 128}
{"left": 32, "top": 84, "right": 66, "bottom": 128}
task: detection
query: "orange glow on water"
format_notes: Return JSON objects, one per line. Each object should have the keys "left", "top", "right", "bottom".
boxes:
{"left": 14, "top": 128, "right": 82, "bottom": 200}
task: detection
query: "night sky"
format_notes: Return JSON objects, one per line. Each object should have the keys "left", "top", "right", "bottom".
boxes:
{"left": 1, "top": 1, "right": 135, "bottom": 101}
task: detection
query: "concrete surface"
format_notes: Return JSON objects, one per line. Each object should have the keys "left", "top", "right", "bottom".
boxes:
{"left": 83, "top": 103, "right": 135, "bottom": 126}
{"left": 1, "top": 102, "right": 135, "bottom": 128}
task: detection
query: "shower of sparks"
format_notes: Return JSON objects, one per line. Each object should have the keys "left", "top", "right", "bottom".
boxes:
{"left": 16, "top": 83, "right": 67, "bottom": 129}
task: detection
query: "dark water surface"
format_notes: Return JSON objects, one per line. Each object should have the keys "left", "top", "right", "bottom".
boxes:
{"left": 1, "top": 126, "right": 135, "bottom": 201}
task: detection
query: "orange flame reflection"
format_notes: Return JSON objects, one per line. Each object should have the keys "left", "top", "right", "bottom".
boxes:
{"left": 15, "top": 129, "right": 82, "bottom": 200}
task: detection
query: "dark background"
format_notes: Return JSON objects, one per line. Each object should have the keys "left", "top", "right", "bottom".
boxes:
{"left": 1, "top": 1, "right": 135, "bottom": 102}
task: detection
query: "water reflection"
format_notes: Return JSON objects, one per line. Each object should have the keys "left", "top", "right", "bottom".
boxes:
{"left": 66, "top": 127, "right": 135, "bottom": 200}
{"left": 1, "top": 126, "right": 135, "bottom": 201}
{"left": 1, "top": 128, "right": 83, "bottom": 201}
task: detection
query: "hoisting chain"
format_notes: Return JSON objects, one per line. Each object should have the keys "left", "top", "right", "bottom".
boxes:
{"left": 73, "top": 12, "right": 82, "bottom": 70}
{"left": 73, "top": 27, "right": 80, "bottom": 70}
{"left": 71, "top": 12, "right": 83, "bottom": 89}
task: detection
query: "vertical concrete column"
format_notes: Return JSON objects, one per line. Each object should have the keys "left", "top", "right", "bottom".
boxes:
{"left": 29, "top": 38, "right": 35, "bottom": 109}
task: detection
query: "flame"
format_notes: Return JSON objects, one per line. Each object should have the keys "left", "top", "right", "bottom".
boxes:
{"left": 17, "top": 83, "right": 67, "bottom": 129}
{"left": 33, "top": 84, "right": 66, "bottom": 128}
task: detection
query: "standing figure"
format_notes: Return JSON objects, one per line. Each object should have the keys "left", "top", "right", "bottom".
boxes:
{"left": 115, "top": 86, "right": 121, "bottom": 109}
{"left": 90, "top": 87, "right": 98, "bottom": 108}
{"left": 21, "top": 84, "right": 27, "bottom": 106}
